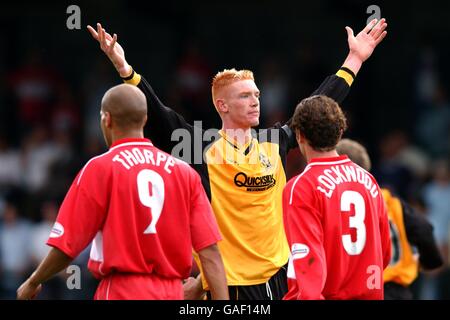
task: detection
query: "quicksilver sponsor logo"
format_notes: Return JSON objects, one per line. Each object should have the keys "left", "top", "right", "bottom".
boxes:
{"left": 234, "top": 172, "right": 276, "bottom": 192}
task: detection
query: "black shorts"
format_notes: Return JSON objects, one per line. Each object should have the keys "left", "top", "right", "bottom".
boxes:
{"left": 384, "top": 282, "right": 413, "bottom": 300}
{"left": 207, "top": 265, "right": 288, "bottom": 300}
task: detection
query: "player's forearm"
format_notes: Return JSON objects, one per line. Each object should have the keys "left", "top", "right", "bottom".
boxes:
{"left": 198, "top": 245, "right": 229, "bottom": 300}
{"left": 202, "top": 263, "right": 229, "bottom": 300}
{"left": 341, "top": 52, "right": 363, "bottom": 77}
{"left": 27, "top": 247, "right": 73, "bottom": 286}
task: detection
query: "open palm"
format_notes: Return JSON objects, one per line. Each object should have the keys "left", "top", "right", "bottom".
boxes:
{"left": 346, "top": 18, "right": 387, "bottom": 62}
{"left": 87, "top": 23, "right": 130, "bottom": 77}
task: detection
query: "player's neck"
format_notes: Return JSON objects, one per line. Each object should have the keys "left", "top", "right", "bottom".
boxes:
{"left": 305, "top": 147, "right": 339, "bottom": 163}
{"left": 220, "top": 124, "right": 252, "bottom": 146}
{"left": 111, "top": 130, "right": 145, "bottom": 144}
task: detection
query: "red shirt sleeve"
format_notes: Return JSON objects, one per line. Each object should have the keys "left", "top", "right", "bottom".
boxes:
{"left": 284, "top": 178, "right": 326, "bottom": 300}
{"left": 188, "top": 169, "right": 221, "bottom": 252}
{"left": 47, "top": 160, "right": 108, "bottom": 259}
{"left": 379, "top": 192, "right": 392, "bottom": 269}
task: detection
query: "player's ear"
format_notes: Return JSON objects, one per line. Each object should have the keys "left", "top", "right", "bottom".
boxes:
{"left": 104, "top": 111, "right": 112, "bottom": 128}
{"left": 216, "top": 99, "right": 228, "bottom": 113}
{"left": 142, "top": 114, "right": 148, "bottom": 126}
{"left": 295, "top": 130, "right": 303, "bottom": 143}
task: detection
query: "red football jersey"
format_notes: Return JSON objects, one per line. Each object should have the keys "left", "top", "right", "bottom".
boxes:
{"left": 282, "top": 155, "right": 391, "bottom": 300}
{"left": 47, "top": 138, "right": 221, "bottom": 280}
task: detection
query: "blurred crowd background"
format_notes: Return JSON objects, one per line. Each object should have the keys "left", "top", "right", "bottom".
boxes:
{"left": 0, "top": 0, "right": 449, "bottom": 299}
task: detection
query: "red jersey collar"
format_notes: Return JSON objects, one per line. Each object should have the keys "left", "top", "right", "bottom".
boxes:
{"left": 308, "top": 155, "right": 350, "bottom": 164}
{"left": 109, "top": 137, "right": 153, "bottom": 149}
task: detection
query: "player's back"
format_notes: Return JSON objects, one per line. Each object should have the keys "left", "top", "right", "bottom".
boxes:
{"left": 284, "top": 156, "right": 390, "bottom": 299}
{"left": 318, "top": 158, "right": 388, "bottom": 299}
{"left": 74, "top": 138, "right": 218, "bottom": 280}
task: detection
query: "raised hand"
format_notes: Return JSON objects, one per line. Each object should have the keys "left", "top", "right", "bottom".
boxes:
{"left": 87, "top": 23, "right": 131, "bottom": 77}
{"left": 346, "top": 18, "right": 388, "bottom": 63}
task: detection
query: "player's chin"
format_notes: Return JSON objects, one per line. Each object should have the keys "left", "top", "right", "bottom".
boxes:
{"left": 248, "top": 117, "right": 260, "bottom": 127}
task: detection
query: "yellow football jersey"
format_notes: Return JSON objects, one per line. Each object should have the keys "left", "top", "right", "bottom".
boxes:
{"left": 382, "top": 188, "right": 419, "bottom": 286}
{"left": 194, "top": 130, "right": 289, "bottom": 287}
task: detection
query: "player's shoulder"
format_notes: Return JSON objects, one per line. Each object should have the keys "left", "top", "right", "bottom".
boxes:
{"left": 284, "top": 170, "right": 317, "bottom": 207}
{"left": 172, "top": 157, "right": 194, "bottom": 173}
{"left": 257, "top": 124, "right": 283, "bottom": 142}
{"left": 169, "top": 157, "right": 204, "bottom": 191}
{"left": 76, "top": 150, "right": 112, "bottom": 185}
{"left": 350, "top": 160, "right": 379, "bottom": 184}
{"left": 286, "top": 173, "right": 301, "bottom": 190}
{"left": 258, "top": 123, "right": 296, "bottom": 150}
{"left": 164, "top": 151, "right": 198, "bottom": 177}
{"left": 284, "top": 166, "right": 314, "bottom": 197}
{"left": 86, "top": 148, "right": 116, "bottom": 167}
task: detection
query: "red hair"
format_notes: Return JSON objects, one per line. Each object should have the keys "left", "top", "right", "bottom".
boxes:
{"left": 211, "top": 69, "right": 254, "bottom": 103}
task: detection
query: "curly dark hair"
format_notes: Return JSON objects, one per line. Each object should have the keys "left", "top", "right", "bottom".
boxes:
{"left": 291, "top": 95, "right": 347, "bottom": 151}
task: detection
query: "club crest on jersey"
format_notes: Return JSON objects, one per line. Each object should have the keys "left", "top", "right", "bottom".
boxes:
{"left": 49, "top": 222, "right": 65, "bottom": 238}
{"left": 259, "top": 153, "right": 272, "bottom": 170}
{"left": 234, "top": 172, "right": 276, "bottom": 192}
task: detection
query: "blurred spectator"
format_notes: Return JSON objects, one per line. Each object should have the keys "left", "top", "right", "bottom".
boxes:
{"left": 415, "top": 47, "right": 439, "bottom": 108}
{"left": 21, "top": 126, "right": 70, "bottom": 193}
{"left": 373, "top": 130, "right": 416, "bottom": 199}
{"left": 40, "top": 130, "right": 77, "bottom": 202}
{"left": 81, "top": 58, "right": 115, "bottom": 143}
{"left": 51, "top": 88, "right": 80, "bottom": 136}
{"left": 0, "top": 202, "right": 32, "bottom": 299}
{"left": 259, "top": 58, "right": 289, "bottom": 126}
{"left": 394, "top": 142, "right": 431, "bottom": 183}
{"left": 415, "top": 85, "right": 450, "bottom": 158}
{"left": 413, "top": 46, "right": 450, "bottom": 158}
{"left": 174, "top": 39, "right": 213, "bottom": 125}
{"left": 0, "top": 135, "right": 21, "bottom": 191}
{"left": 6, "top": 49, "right": 67, "bottom": 136}
{"left": 288, "top": 43, "right": 327, "bottom": 110}
{"left": 423, "top": 160, "right": 450, "bottom": 261}
{"left": 420, "top": 159, "right": 450, "bottom": 299}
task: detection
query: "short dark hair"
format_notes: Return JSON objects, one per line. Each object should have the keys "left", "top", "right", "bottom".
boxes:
{"left": 291, "top": 95, "right": 347, "bottom": 151}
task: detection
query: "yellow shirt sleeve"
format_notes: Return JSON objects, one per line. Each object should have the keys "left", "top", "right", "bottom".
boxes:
{"left": 122, "top": 66, "right": 141, "bottom": 86}
{"left": 336, "top": 68, "right": 354, "bottom": 86}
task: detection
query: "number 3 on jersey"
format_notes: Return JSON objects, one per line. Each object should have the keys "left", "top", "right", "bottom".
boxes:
{"left": 341, "top": 190, "right": 366, "bottom": 255}
{"left": 137, "top": 169, "right": 165, "bottom": 234}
